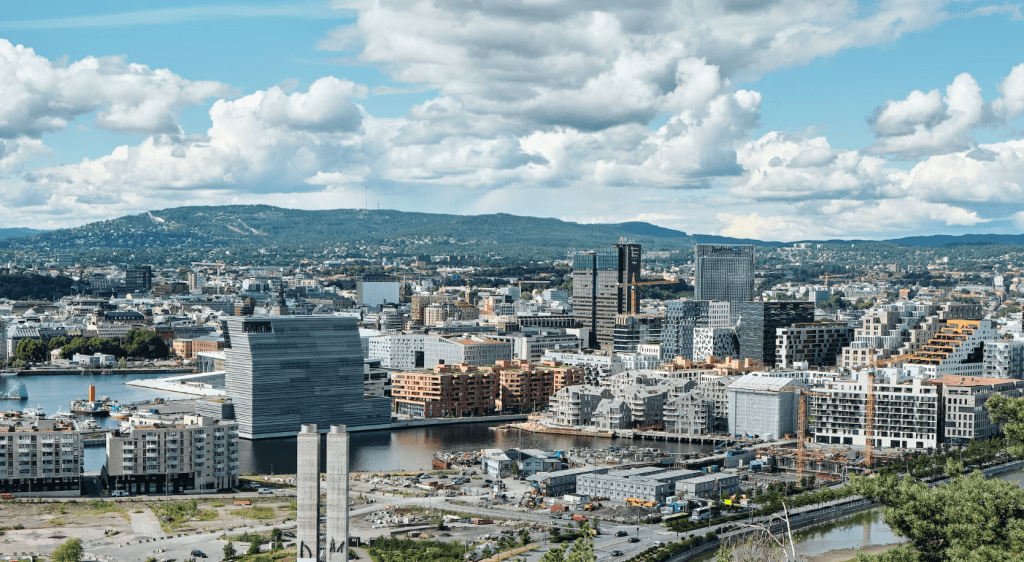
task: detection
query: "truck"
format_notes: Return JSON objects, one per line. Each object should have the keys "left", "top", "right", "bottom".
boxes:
{"left": 572, "top": 514, "right": 587, "bottom": 522}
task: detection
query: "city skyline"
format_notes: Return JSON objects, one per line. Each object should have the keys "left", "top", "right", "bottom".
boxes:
{"left": 0, "top": 2, "right": 1022, "bottom": 240}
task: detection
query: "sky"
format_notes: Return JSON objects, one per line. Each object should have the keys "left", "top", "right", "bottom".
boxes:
{"left": 2, "top": 0, "right": 1024, "bottom": 241}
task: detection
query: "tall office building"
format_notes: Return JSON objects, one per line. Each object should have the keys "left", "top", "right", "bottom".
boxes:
{"left": 124, "top": 265, "right": 153, "bottom": 292}
{"left": 736, "top": 301, "right": 815, "bottom": 367}
{"left": 572, "top": 243, "right": 641, "bottom": 349}
{"left": 223, "top": 316, "right": 392, "bottom": 439}
{"left": 694, "top": 245, "right": 755, "bottom": 322}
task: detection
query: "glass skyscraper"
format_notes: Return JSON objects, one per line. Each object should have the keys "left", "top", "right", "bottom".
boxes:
{"left": 572, "top": 243, "right": 641, "bottom": 349}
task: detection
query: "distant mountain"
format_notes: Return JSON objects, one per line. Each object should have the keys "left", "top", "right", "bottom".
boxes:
{"left": 0, "top": 205, "right": 733, "bottom": 263}
{"left": 884, "top": 234, "right": 1024, "bottom": 247}
{"left": 0, "top": 227, "right": 42, "bottom": 240}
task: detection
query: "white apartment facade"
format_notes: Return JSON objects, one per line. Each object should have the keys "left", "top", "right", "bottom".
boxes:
{"left": 0, "top": 420, "right": 83, "bottom": 497}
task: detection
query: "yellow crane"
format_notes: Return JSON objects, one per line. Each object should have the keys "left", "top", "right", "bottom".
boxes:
{"left": 779, "top": 385, "right": 831, "bottom": 478}
{"left": 862, "top": 350, "right": 918, "bottom": 468}
{"left": 617, "top": 273, "right": 679, "bottom": 313}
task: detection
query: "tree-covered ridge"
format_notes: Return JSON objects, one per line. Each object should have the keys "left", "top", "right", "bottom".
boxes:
{"left": 0, "top": 273, "right": 75, "bottom": 300}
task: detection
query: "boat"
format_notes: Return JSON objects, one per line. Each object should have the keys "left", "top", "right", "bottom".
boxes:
{"left": 109, "top": 406, "right": 136, "bottom": 420}
{"left": 23, "top": 406, "right": 45, "bottom": 418}
{"left": 75, "top": 419, "right": 100, "bottom": 431}
{"left": 50, "top": 410, "right": 75, "bottom": 423}
{"left": 71, "top": 399, "right": 110, "bottom": 416}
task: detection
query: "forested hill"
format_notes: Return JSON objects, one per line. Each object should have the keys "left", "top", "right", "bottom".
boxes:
{"left": 0, "top": 205, "right": 776, "bottom": 264}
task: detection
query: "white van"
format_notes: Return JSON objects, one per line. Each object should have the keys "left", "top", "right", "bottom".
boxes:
{"left": 110, "top": 490, "right": 129, "bottom": 497}
{"left": 258, "top": 487, "right": 275, "bottom": 495}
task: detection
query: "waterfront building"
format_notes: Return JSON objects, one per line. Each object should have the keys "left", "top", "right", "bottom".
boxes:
{"left": 495, "top": 360, "right": 583, "bottom": 413}
{"left": 223, "top": 315, "right": 392, "bottom": 439}
{"left": 571, "top": 243, "right": 642, "bottom": 349}
{"left": 663, "top": 392, "right": 714, "bottom": 435}
{"left": 775, "top": 322, "right": 854, "bottom": 368}
{"left": 696, "top": 374, "right": 740, "bottom": 432}
{"left": 392, "top": 364, "right": 498, "bottom": 417}
{"left": 548, "top": 384, "right": 612, "bottom": 426}
{"left": 101, "top": 415, "right": 238, "bottom": 494}
{"left": 927, "top": 376, "right": 1024, "bottom": 445}
{"left": 592, "top": 399, "right": 632, "bottom": 430}
{"left": 540, "top": 351, "right": 623, "bottom": 384}
{"left": 736, "top": 301, "right": 815, "bottom": 368}
{"left": 984, "top": 340, "right": 1024, "bottom": 379}
{"left": 619, "top": 386, "right": 667, "bottom": 428}
{"left": 693, "top": 245, "right": 754, "bottom": 323}
{"left": 808, "top": 372, "right": 941, "bottom": 450}
{"left": 726, "top": 375, "right": 805, "bottom": 440}
{"left": 0, "top": 420, "right": 83, "bottom": 497}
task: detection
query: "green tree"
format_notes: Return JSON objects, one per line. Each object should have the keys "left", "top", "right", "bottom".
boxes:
{"left": 224, "top": 540, "right": 236, "bottom": 560}
{"left": 247, "top": 537, "right": 261, "bottom": 555}
{"left": 851, "top": 460, "right": 1024, "bottom": 561}
{"left": 15, "top": 338, "right": 47, "bottom": 363}
{"left": 51, "top": 538, "right": 83, "bottom": 562}
{"left": 124, "top": 328, "right": 169, "bottom": 359}
{"left": 48, "top": 336, "right": 68, "bottom": 351}
{"left": 987, "top": 394, "right": 1024, "bottom": 458}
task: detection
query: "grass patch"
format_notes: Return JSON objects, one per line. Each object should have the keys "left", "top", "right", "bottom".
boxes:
{"left": 48, "top": 518, "right": 66, "bottom": 525}
{"left": 154, "top": 500, "right": 219, "bottom": 531}
{"left": 211, "top": 500, "right": 225, "bottom": 508}
{"left": 82, "top": 499, "right": 129, "bottom": 520}
{"left": 231, "top": 506, "right": 276, "bottom": 520}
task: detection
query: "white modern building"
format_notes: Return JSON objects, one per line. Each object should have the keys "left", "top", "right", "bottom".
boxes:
{"left": 726, "top": 374, "right": 805, "bottom": 440}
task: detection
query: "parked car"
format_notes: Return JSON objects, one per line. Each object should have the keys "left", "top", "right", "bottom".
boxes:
{"left": 191, "top": 550, "right": 208, "bottom": 558}
{"left": 283, "top": 531, "right": 296, "bottom": 538}
{"left": 110, "top": 490, "right": 129, "bottom": 497}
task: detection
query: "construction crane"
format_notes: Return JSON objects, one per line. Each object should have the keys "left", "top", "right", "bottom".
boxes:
{"left": 821, "top": 273, "right": 849, "bottom": 288}
{"left": 617, "top": 273, "right": 679, "bottom": 313}
{"left": 779, "top": 385, "right": 831, "bottom": 478}
{"left": 861, "top": 350, "right": 919, "bottom": 468}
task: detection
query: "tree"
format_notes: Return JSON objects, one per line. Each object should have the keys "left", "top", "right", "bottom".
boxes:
{"left": 124, "top": 328, "right": 169, "bottom": 359}
{"left": 987, "top": 394, "right": 1024, "bottom": 458}
{"left": 51, "top": 538, "right": 83, "bottom": 562}
{"left": 224, "top": 541, "right": 236, "bottom": 560}
{"left": 247, "top": 537, "right": 261, "bottom": 555}
{"left": 510, "top": 460, "right": 520, "bottom": 476}
{"left": 49, "top": 336, "right": 68, "bottom": 351}
{"left": 851, "top": 460, "right": 1024, "bottom": 561}
{"left": 540, "top": 523, "right": 596, "bottom": 562}
{"left": 15, "top": 338, "right": 47, "bottom": 363}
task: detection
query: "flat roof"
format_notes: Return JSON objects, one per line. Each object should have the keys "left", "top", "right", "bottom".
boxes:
{"left": 928, "top": 376, "right": 1021, "bottom": 387}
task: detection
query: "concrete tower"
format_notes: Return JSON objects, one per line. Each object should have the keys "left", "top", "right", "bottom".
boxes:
{"left": 326, "top": 425, "right": 350, "bottom": 562}
{"left": 296, "top": 424, "right": 321, "bottom": 562}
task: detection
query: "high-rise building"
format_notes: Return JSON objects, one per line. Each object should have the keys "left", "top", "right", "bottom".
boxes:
{"left": 572, "top": 243, "right": 641, "bottom": 349}
{"left": 736, "top": 301, "right": 814, "bottom": 367}
{"left": 663, "top": 300, "right": 708, "bottom": 360}
{"left": 612, "top": 314, "right": 663, "bottom": 353}
{"left": 694, "top": 245, "right": 754, "bottom": 322}
{"left": 223, "top": 316, "right": 392, "bottom": 439}
{"left": 124, "top": 265, "right": 153, "bottom": 292}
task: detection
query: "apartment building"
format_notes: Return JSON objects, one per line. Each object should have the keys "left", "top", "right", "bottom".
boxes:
{"left": 696, "top": 375, "right": 740, "bottom": 432}
{"left": 841, "top": 303, "right": 983, "bottom": 369}
{"left": 490, "top": 331, "right": 582, "bottom": 362}
{"left": 662, "top": 300, "right": 710, "bottom": 361}
{"left": 392, "top": 364, "right": 499, "bottom": 418}
{"left": 809, "top": 372, "right": 941, "bottom": 450}
{"left": 663, "top": 392, "right": 714, "bottom": 435}
{"left": 494, "top": 360, "right": 583, "bottom": 413}
{"left": 926, "top": 376, "right": 1024, "bottom": 445}
{"left": 102, "top": 415, "right": 239, "bottom": 494}
{"left": 612, "top": 314, "right": 663, "bottom": 353}
{"left": 592, "top": 399, "right": 632, "bottom": 430}
{"left": 983, "top": 340, "right": 1024, "bottom": 379}
{"left": 902, "top": 319, "right": 997, "bottom": 378}
{"left": 541, "top": 351, "right": 624, "bottom": 384}
{"left": 620, "top": 386, "right": 667, "bottom": 428}
{"left": 0, "top": 421, "right": 83, "bottom": 496}
{"left": 548, "top": 385, "right": 611, "bottom": 426}
{"left": 736, "top": 301, "right": 815, "bottom": 367}
{"left": 776, "top": 323, "right": 854, "bottom": 368}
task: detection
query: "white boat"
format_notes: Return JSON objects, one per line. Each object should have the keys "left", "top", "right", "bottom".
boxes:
{"left": 23, "top": 406, "right": 45, "bottom": 417}
{"left": 49, "top": 410, "right": 75, "bottom": 423}
{"left": 76, "top": 419, "right": 100, "bottom": 431}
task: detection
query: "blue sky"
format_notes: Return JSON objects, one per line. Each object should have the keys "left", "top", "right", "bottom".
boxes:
{"left": 1, "top": 0, "right": 1023, "bottom": 240}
